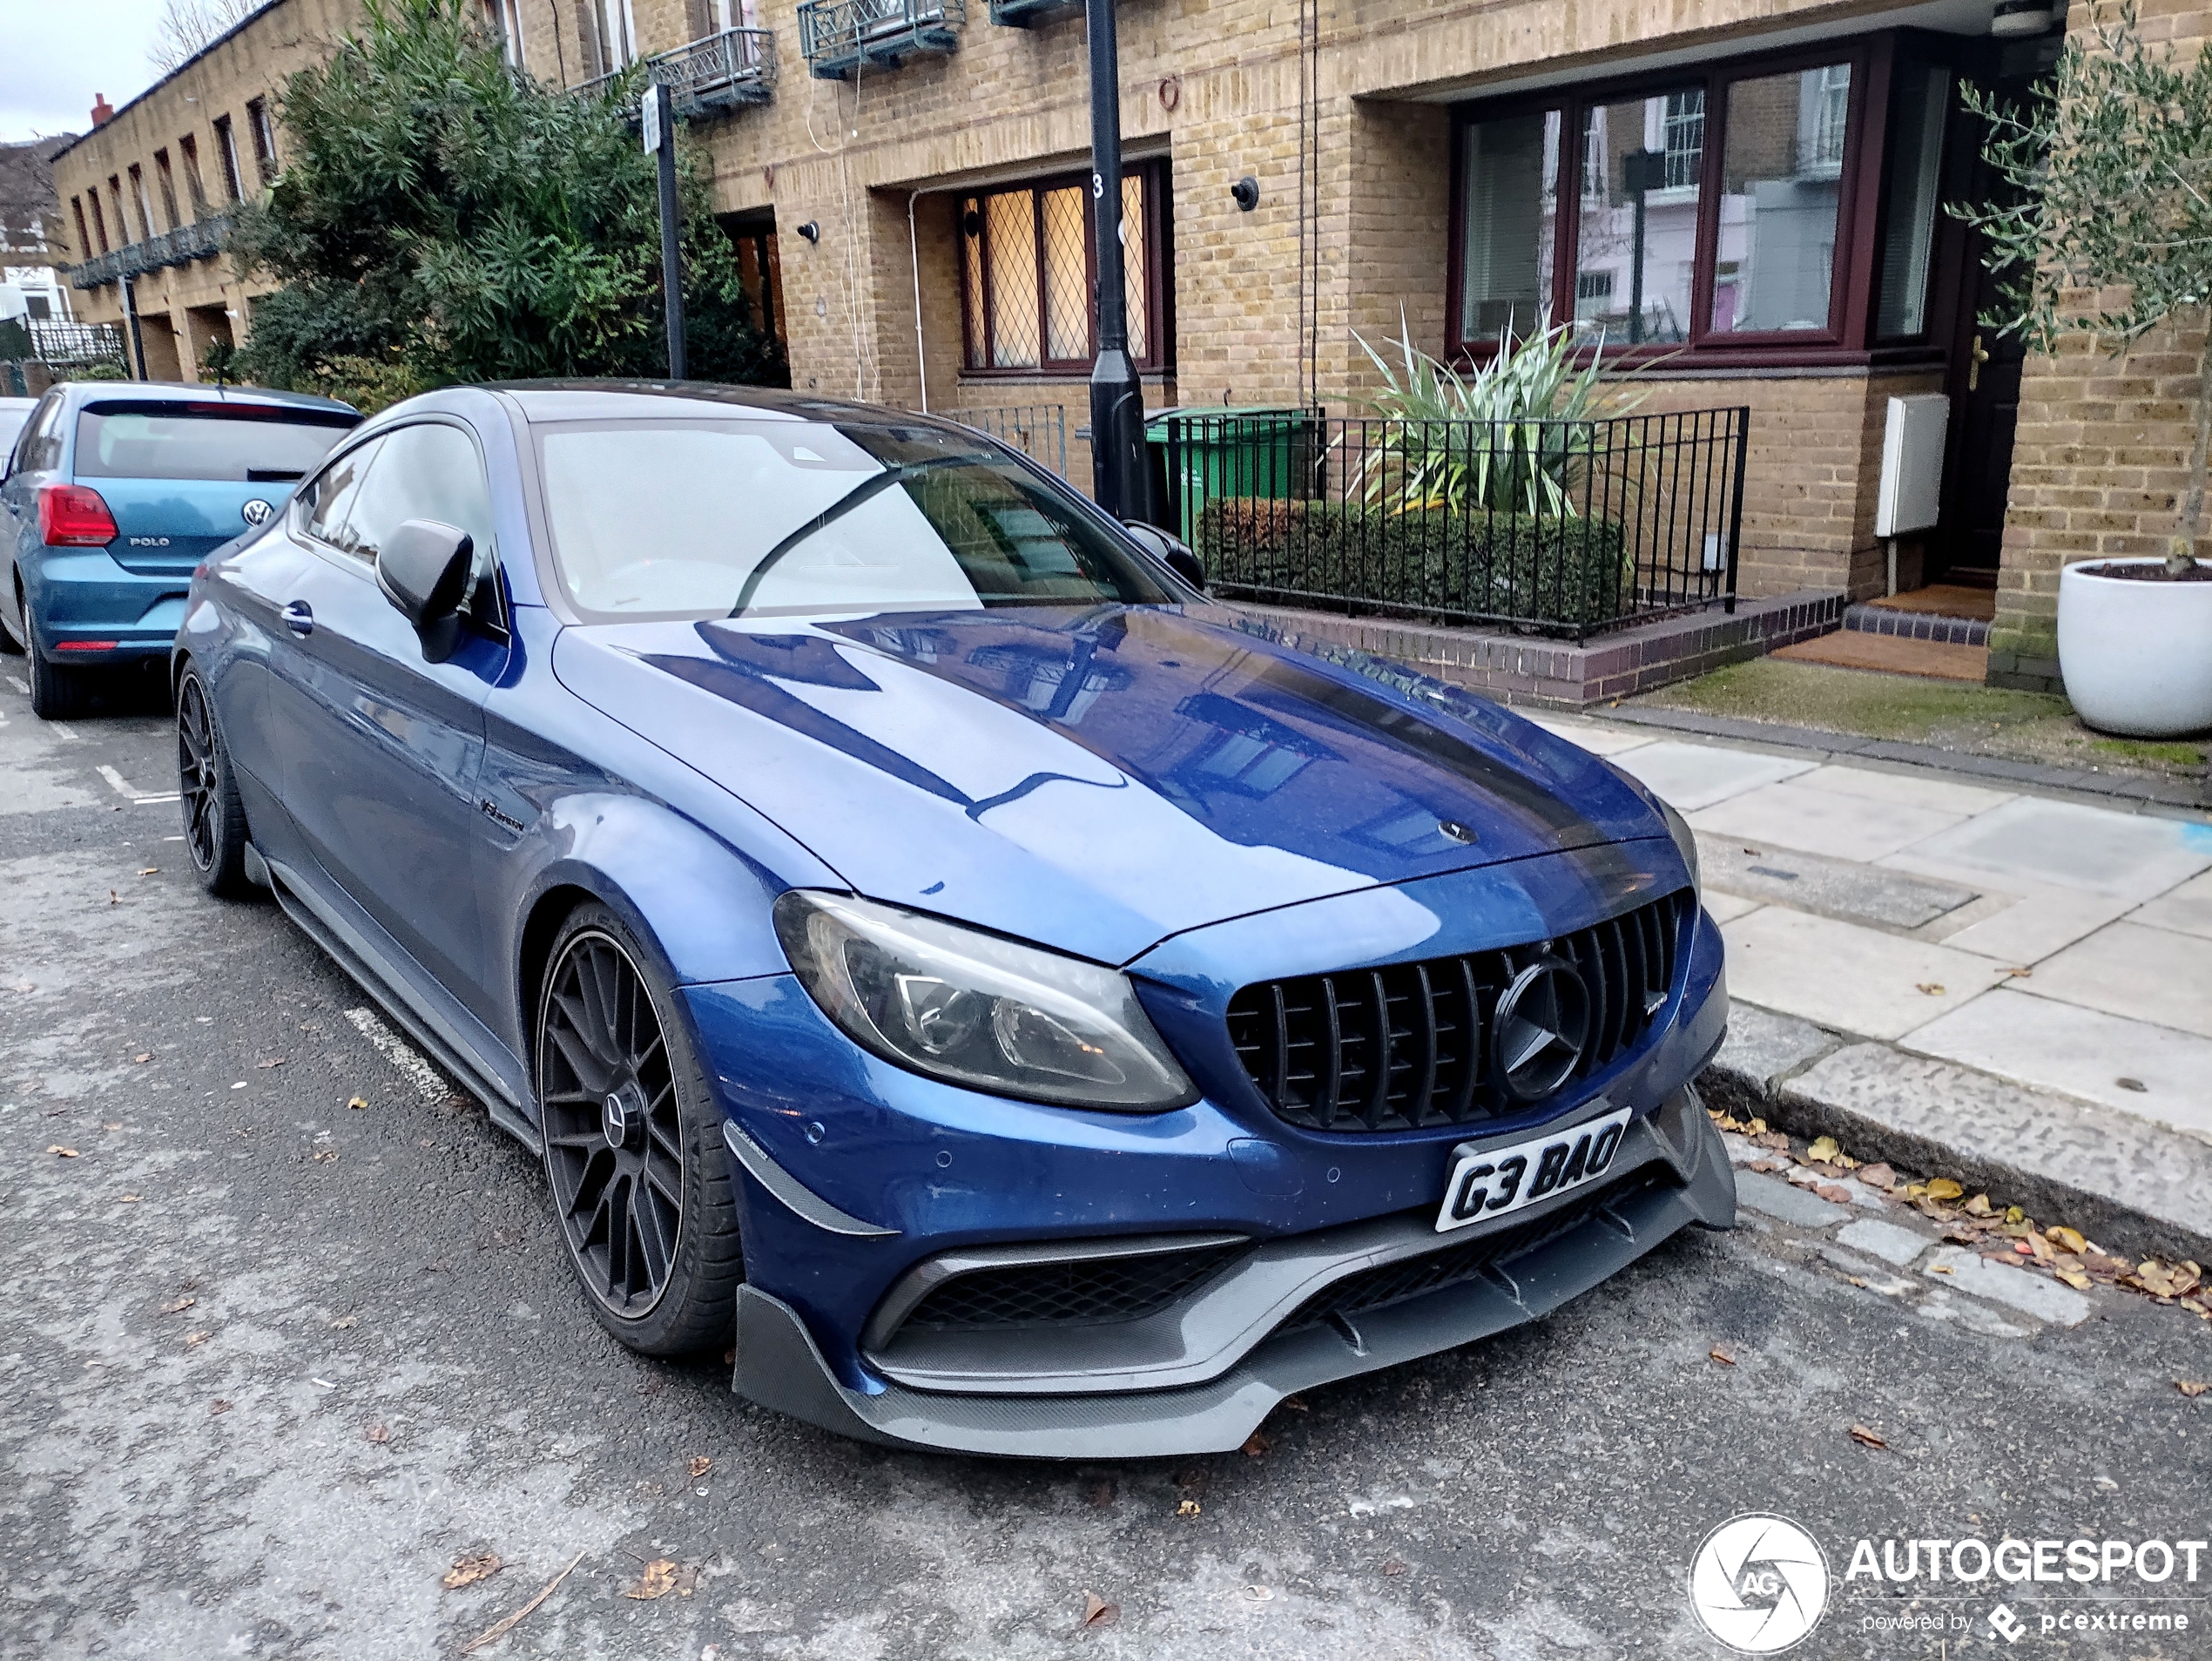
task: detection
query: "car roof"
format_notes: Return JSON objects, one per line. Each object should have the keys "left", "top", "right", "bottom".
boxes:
{"left": 0, "top": 396, "right": 34, "bottom": 411}
{"left": 64, "top": 381, "right": 360, "bottom": 416}
{"left": 492, "top": 379, "right": 935, "bottom": 428}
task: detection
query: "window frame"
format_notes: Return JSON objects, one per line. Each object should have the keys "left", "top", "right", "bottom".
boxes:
{"left": 1446, "top": 31, "right": 1952, "bottom": 370}
{"left": 246, "top": 97, "right": 278, "bottom": 185}
{"left": 955, "top": 161, "right": 1173, "bottom": 381}
{"left": 179, "top": 134, "right": 209, "bottom": 215}
{"left": 213, "top": 115, "right": 244, "bottom": 202}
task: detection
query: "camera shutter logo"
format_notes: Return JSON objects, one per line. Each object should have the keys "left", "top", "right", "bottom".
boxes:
{"left": 1689, "top": 1514, "right": 1830, "bottom": 1653}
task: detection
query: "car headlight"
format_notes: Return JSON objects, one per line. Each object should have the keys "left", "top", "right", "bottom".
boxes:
{"left": 1659, "top": 799, "right": 1702, "bottom": 897}
{"left": 773, "top": 890, "right": 1198, "bottom": 1111}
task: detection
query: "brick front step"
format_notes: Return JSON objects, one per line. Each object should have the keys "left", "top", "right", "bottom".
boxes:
{"left": 1843, "top": 601, "right": 1991, "bottom": 647}
{"left": 1229, "top": 591, "right": 1846, "bottom": 708}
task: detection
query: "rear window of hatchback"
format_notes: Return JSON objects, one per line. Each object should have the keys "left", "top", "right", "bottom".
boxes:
{"left": 75, "top": 400, "right": 361, "bottom": 483}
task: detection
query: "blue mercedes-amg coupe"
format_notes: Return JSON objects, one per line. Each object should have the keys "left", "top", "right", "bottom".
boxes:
{"left": 173, "top": 381, "right": 1732, "bottom": 1457}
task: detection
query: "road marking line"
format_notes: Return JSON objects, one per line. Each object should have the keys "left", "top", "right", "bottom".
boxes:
{"left": 345, "top": 1007, "right": 448, "bottom": 1103}
{"left": 5, "top": 676, "right": 26, "bottom": 694}
{"left": 134, "top": 793, "right": 180, "bottom": 805}
{"left": 98, "top": 765, "right": 139, "bottom": 798}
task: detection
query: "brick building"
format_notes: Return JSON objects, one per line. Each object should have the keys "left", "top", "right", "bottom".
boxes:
{"left": 51, "top": 0, "right": 2194, "bottom": 692}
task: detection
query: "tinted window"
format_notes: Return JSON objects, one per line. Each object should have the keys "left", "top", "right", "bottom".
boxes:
{"left": 300, "top": 436, "right": 381, "bottom": 557}
{"left": 536, "top": 419, "right": 1171, "bottom": 621}
{"left": 341, "top": 422, "right": 496, "bottom": 566}
{"left": 74, "top": 401, "right": 358, "bottom": 483}
{"left": 16, "top": 394, "right": 66, "bottom": 474}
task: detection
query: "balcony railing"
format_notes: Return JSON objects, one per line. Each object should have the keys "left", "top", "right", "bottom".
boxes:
{"left": 68, "top": 211, "right": 236, "bottom": 289}
{"left": 1157, "top": 408, "right": 1750, "bottom": 642}
{"left": 987, "top": 0, "right": 1082, "bottom": 23}
{"left": 577, "top": 27, "right": 777, "bottom": 118}
{"left": 21, "top": 321, "right": 128, "bottom": 373}
{"left": 799, "top": 0, "right": 962, "bottom": 79}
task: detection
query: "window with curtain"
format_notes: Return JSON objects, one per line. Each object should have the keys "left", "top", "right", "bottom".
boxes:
{"left": 1449, "top": 37, "right": 1943, "bottom": 361}
{"left": 958, "top": 167, "right": 1167, "bottom": 374}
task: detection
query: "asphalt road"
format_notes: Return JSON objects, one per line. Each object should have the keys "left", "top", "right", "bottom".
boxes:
{"left": 3, "top": 661, "right": 2209, "bottom": 1661}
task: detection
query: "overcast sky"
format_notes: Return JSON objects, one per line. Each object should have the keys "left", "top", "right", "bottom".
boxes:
{"left": 4, "top": 0, "right": 177, "bottom": 145}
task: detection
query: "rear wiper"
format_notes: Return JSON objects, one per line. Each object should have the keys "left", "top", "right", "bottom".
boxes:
{"left": 727, "top": 457, "right": 972, "bottom": 617}
{"left": 247, "top": 468, "right": 305, "bottom": 483}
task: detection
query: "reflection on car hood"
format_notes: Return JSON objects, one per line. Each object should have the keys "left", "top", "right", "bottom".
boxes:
{"left": 550, "top": 604, "right": 1666, "bottom": 965}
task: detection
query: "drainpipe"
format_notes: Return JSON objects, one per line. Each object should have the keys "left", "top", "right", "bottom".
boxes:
{"left": 908, "top": 190, "right": 928, "bottom": 413}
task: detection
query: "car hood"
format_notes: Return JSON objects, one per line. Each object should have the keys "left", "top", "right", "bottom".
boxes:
{"left": 550, "top": 604, "right": 1667, "bottom": 965}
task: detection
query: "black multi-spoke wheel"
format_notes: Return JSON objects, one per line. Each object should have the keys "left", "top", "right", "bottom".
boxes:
{"left": 536, "top": 906, "right": 742, "bottom": 1354}
{"left": 176, "top": 667, "right": 250, "bottom": 896}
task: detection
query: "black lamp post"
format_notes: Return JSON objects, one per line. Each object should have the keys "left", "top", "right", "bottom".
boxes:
{"left": 1085, "top": 0, "right": 1150, "bottom": 522}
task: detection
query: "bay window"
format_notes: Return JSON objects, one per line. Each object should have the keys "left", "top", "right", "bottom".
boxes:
{"left": 1450, "top": 34, "right": 1957, "bottom": 364}
{"left": 959, "top": 165, "right": 1170, "bottom": 375}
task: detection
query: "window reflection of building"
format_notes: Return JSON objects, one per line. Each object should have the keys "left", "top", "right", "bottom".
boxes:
{"left": 967, "top": 641, "right": 1131, "bottom": 726}
{"left": 1171, "top": 694, "right": 1322, "bottom": 799}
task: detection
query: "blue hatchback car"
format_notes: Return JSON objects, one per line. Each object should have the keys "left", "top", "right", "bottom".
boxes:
{"left": 0, "top": 381, "right": 359, "bottom": 718}
{"left": 174, "top": 381, "right": 1732, "bottom": 1457}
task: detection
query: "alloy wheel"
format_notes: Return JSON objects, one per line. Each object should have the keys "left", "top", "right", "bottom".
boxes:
{"left": 539, "top": 930, "right": 686, "bottom": 1319}
{"left": 177, "top": 676, "right": 219, "bottom": 874}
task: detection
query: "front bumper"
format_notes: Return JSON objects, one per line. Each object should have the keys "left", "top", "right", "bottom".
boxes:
{"left": 730, "top": 1084, "right": 1734, "bottom": 1458}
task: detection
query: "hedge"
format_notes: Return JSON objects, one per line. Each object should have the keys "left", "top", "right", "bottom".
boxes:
{"left": 1194, "top": 496, "right": 1633, "bottom": 631}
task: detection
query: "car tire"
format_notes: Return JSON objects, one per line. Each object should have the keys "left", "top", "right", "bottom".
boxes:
{"left": 536, "top": 903, "right": 745, "bottom": 1357}
{"left": 176, "top": 665, "right": 252, "bottom": 897}
{"left": 25, "top": 615, "right": 92, "bottom": 720}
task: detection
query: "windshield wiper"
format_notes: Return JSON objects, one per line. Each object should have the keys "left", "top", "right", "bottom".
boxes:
{"left": 728, "top": 456, "right": 977, "bottom": 618}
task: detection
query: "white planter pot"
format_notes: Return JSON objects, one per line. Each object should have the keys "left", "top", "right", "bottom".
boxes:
{"left": 2057, "top": 557, "right": 2212, "bottom": 738}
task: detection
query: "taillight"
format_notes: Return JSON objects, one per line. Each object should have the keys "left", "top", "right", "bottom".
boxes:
{"left": 37, "top": 483, "right": 118, "bottom": 547}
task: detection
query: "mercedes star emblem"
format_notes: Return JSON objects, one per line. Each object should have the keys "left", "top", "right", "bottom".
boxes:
{"left": 1491, "top": 955, "right": 1592, "bottom": 1101}
{"left": 240, "top": 498, "right": 274, "bottom": 525}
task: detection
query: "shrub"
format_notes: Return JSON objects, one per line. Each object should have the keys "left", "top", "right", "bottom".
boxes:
{"left": 1197, "top": 496, "right": 1632, "bottom": 630}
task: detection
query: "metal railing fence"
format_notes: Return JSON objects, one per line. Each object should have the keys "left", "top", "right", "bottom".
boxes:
{"left": 1157, "top": 407, "right": 1748, "bottom": 641}
{"left": 948, "top": 403, "right": 1067, "bottom": 477}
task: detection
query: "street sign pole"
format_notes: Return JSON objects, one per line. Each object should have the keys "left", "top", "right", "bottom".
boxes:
{"left": 644, "top": 81, "right": 687, "bottom": 381}
{"left": 1084, "top": 0, "right": 1149, "bottom": 522}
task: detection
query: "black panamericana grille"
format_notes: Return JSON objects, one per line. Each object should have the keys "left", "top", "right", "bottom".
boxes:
{"left": 1224, "top": 889, "right": 1689, "bottom": 1133}
{"left": 900, "top": 1241, "right": 1251, "bottom": 1332}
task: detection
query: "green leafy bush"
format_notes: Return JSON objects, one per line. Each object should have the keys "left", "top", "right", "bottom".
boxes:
{"left": 1197, "top": 496, "right": 1632, "bottom": 630}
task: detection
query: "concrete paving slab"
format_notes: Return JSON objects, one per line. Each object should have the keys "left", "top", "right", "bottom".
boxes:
{"left": 1519, "top": 715, "right": 1655, "bottom": 757}
{"left": 1702, "top": 890, "right": 1764, "bottom": 923}
{"left": 2128, "top": 869, "right": 2212, "bottom": 942}
{"left": 1711, "top": 1000, "right": 1838, "bottom": 1097}
{"left": 1836, "top": 1217, "right": 1934, "bottom": 1267}
{"left": 1609, "top": 741, "right": 1817, "bottom": 813}
{"left": 2014, "top": 921, "right": 2212, "bottom": 1042}
{"left": 1902, "top": 986, "right": 2212, "bottom": 1140}
{"left": 1775, "top": 1043, "right": 2212, "bottom": 1263}
{"left": 1689, "top": 779, "right": 1967, "bottom": 864}
{"left": 1898, "top": 796, "right": 2212, "bottom": 901}
{"left": 1700, "top": 836, "right": 1980, "bottom": 929}
{"left": 1924, "top": 1247, "right": 2090, "bottom": 1327}
{"left": 1720, "top": 907, "right": 2011, "bottom": 1040}
{"left": 1794, "top": 763, "right": 2018, "bottom": 819}
{"left": 1914, "top": 1286, "right": 2034, "bottom": 1338}
{"left": 1923, "top": 883, "right": 2135, "bottom": 966}
{"left": 1733, "top": 1169, "right": 1851, "bottom": 1229}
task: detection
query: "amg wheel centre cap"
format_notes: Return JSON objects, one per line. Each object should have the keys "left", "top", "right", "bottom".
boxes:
{"left": 601, "top": 1086, "right": 641, "bottom": 1151}
{"left": 1492, "top": 955, "right": 1591, "bottom": 1102}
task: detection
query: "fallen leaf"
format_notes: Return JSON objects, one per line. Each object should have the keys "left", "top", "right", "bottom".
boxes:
{"left": 1848, "top": 1276, "right": 1869, "bottom": 1288}
{"left": 133, "top": 1053, "right": 152, "bottom": 1063}
{"left": 119, "top": 1193, "right": 141, "bottom": 1203}
{"left": 1177, "top": 1499, "right": 1201, "bottom": 1517}
{"left": 2005, "top": 1205, "right": 2026, "bottom": 1224}
{"left": 1806, "top": 1135, "right": 1839, "bottom": 1164}
{"left": 1082, "top": 1592, "right": 1119, "bottom": 1628}
{"left": 1752, "top": 1130, "right": 1791, "bottom": 1151}
{"left": 160, "top": 1295, "right": 196, "bottom": 1314}
{"left": 1925, "top": 1178, "right": 1965, "bottom": 1201}
{"left": 2005, "top": 966, "right": 2033, "bottom": 978}
{"left": 1815, "top": 1183, "right": 1852, "bottom": 1205}
{"left": 329, "top": 1313, "right": 359, "bottom": 1329}
{"left": 2055, "top": 1269, "right": 2093, "bottom": 1291}
{"left": 1849, "top": 1423, "right": 1887, "bottom": 1449}
{"left": 687, "top": 1455, "right": 711, "bottom": 1479}
{"left": 443, "top": 1551, "right": 502, "bottom": 1589}
{"left": 1745, "top": 1117, "right": 1769, "bottom": 1136}
{"left": 2048, "top": 1225, "right": 2087, "bottom": 1254}
{"left": 2013, "top": 1240, "right": 2033, "bottom": 1256}
{"left": 1709, "top": 1345, "right": 1737, "bottom": 1366}
{"left": 2179, "top": 1381, "right": 2209, "bottom": 1399}
{"left": 46, "top": 1145, "right": 79, "bottom": 1158}
{"left": 1382, "top": 1560, "right": 1406, "bottom": 1577}
{"left": 347, "top": 1096, "right": 368, "bottom": 1111}
{"left": 311, "top": 1149, "right": 336, "bottom": 1163}
{"left": 1916, "top": 982, "right": 1946, "bottom": 996}
{"left": 256, "top": 1057, "right": 287, "bottom": 1069}
{"left": 1965, "top": 1193, "right": 1993, "bottom": 1217}
{"left": 1749, "top": 1158, "right": 1786, "bottom": 1174}
{"left": 623, "top": 1559, "right": 678, "bottom": 1601}
{"left": 2117, "top": 1077, "right": 2148, "bottom": 1092}
{"left": 1280, "top": 1395, "right": 1308, "bottom": 1413}
{"left": 138, "top": 867, "right": 158, "bottom": 875}
{"left": 185, "top": 1330, "right": 208, "bottom": 1348}
{"left": 460, "top": 1551, "right": 583, "bottom": 1654}
{"left": 108, "top": 890, "right": 119, "bottom": 904}
{"left": 671, "top": 1563, "right": 700, "bottom": 1597}
{"left": 209, "top": 1399, "right": 231, "bottom": 1415}
{"left": 1241, "top": 1430, "right": 1270, "bottom": 1457}
{"left": 1858, "top": 1163, "right": 1896, "bottom": 1192}
{"left": 366, "top": 1422, "right": 390, "bottom": 1445}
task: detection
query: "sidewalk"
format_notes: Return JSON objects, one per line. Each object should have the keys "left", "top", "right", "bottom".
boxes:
{"left": 1525, "top": 711, "right": 2212, "bottom": 1263}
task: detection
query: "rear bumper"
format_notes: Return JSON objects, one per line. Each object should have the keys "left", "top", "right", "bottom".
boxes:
{"left": 24, "top": 545, "right": 192, "bottom": 659}
{"left": 731, "top": 1084, "right": 1734, "bottom": 1458}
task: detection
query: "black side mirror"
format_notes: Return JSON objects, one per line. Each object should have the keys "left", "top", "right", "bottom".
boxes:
{"left": 375, "top": 517, "right": 473, "bottom": 660}
{"left": 1123, "top": 520, "right": 1207, "bottom": 594}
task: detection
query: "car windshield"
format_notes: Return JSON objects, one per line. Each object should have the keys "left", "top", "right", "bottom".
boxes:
{"left": 74, "top": 401, "right": 360, "bottom": 483}
{"left": 536, "top": 417, "right": 1175, "bottom": 620}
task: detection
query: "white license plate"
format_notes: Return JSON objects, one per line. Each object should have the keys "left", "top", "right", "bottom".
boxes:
{"left": 1435, "top": 1107, "right": 1633, "bottom": 1233}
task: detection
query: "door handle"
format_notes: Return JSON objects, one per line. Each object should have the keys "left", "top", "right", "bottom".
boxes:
{"left": 1969, "top": 333, "right": 1991, "bottom": 392}
{"left": 282, "top": 600, "right": 314, "bottom": 636}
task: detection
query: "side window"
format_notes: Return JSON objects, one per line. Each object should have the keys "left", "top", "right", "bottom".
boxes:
{"left": 18, "top": 395, "right": 66, "bottom": 474}
{"left": 337, "top": 422, "right": 502, "bottom": 625}
{"left": 299, "top": 436, "right": 382, "bottom": 557}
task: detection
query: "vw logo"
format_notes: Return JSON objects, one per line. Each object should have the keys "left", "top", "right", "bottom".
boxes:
{"left": 1490, "top": 954, "right": 1589, "bottom": 1101}
{"left": 240, "top": 498, "right": 274, "bottom": 526}
{"left": 1689, "top": 1514, "right": 1830, "bottom": 1653}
